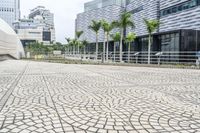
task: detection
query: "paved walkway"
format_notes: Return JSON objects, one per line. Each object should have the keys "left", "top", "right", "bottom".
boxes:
{"left": 0, "top": 60, "right": 200, "bottom": 133}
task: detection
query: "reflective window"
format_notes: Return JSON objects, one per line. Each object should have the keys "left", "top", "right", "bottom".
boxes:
{"left": 130, "top": 6, "right": 143, "bottom": 14}
{"left": 84, "top": 0, "right": 126, "bottom": 11}
{"left": 160, "top": 0, "right": 200, "bottom": 17}
{"left": 161, "top": 33, "right": 179, "bottom": 52}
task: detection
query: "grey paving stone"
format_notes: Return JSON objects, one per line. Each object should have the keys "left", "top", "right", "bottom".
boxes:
{"left": 0, "top": 60, "right": 199, "bottom": 133}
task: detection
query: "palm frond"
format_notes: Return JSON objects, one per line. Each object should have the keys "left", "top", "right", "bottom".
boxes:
{"left": 76, "top": 31, "right": 84, "bottom": 39}
{"left": 143, "top": 18, "right": 160, "bottom": 34}
{"left": 88, "top": 20, "right": 101, "bottom": 33}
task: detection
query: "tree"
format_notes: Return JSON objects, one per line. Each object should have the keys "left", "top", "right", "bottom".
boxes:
{"left": 112, "top": 12, "right": 134, "bottom": 62}
{"left": 88, "top": 20, "right": 101, "bottom": 60}
{"left": 144, "top": 19, "right": 160, "bottom": 64}
{"left": 125, "top": 32, "right": 136, "bottom": 63}
{"left": 75, "top": 31, "right": 84, "bottom": 54}
{"left": 111, "top": 32, "right": 120, "bottom": 62}
{"left": 71, "top": 39, "right": 78, "bottom": 55}
{"left": 101, "top": 20, "right": 114, "bottom": 62}
{"left": 81, "top": 40, "right": 88, "bottom": 59}
{"left": 76, "top": 31, "right": 84, "bottom": 39}
{"left": 65, "top": 38, "right": 71, "bottom": 43}
{"left": 65, "top": 38, "right": 71, "bottom": 54}
{"left": 25, "top": 41, "right": 49, "bottom": 56}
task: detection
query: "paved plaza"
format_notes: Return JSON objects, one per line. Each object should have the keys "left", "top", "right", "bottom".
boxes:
{"left": 0, "top": 60, "right": 200, "bottom": 133}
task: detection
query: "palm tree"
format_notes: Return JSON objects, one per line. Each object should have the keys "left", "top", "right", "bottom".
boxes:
{"left": 125, "top": 32, "right": 136, "bottom": 63}
{"left": 101, "top": 20, "right": 114, "bottom": 62}
{"left": 71, "top": 39, "right": 78, "bottom": 55}
{"left": 144, "top": 19, "right": 160, "bottom": 64}
{"left": 111, "top": 32, "right": 120, "bottom": 62}
{"left": 75, "top": 31, "right": 84, "bottom": 54}
{"left": 81, "top": 40, "right": 88, "bottom": 59}
{"left": 65, "top": 38, "right": 71, "bottom": 54}
{"left": 88, "top": 20, "right": 101, "bottom": 60}
{"left": 112, "top": 12, "right": 134, "bottom": 62}
{"left": 76, "top": 31, "right": 83, "bottom": 39}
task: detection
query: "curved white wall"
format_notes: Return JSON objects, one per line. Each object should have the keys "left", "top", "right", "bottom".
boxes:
{"left": 0, "top": 18, "right": 24, "bottom": 59}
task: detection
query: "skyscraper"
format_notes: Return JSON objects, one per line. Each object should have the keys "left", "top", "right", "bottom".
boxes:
{"left": 76, "top": 0, "right": 200, "bottom": 54}
{"left": 76, "top": 0, "right": 126, "bottom": 43}
{"left": 29, "top": 6, "right": 54, "bottom": 29}
{"left": 13, "top": 6, "right": 56, "bottom": 45}
{"left": 0, "top": 0, "right": 20, "bottom": 27}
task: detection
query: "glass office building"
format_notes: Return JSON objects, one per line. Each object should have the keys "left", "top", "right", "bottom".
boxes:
{"left": 76, "top": 0, "right": 200, "bottom": 62}
{"left": 0, "top": 0, "right": 20, "bottom": 27}
{"left": 84, "top": 0, "right": 126, "bottom": 11}
{"left": 134, "top": 30, "right": 200, "bottom": 52}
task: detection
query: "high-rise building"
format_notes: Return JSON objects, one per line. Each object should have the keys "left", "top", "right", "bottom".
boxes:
{"left": 14, "top": 6, "right": 56, "bottom": 46}
{"left": 29, "top": 6, "right": 54, "bottom": 29}
{"left": 76, "top": 0, "right": 200, "bottom": 53}
{"left": 76, "top": 0, "right": 126, "bottom": 43}
{"left": 0, "top": 0, "right": 20, "bottom": 27}
{"left": 127, "top": 0, "right": 200, "bottom": 52}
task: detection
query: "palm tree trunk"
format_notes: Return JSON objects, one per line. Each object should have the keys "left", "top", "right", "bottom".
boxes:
{"left": 78, "top": 44, "right": 80, "bottom": 54}
{"left": 84, "top": 47, "right": 86, "bottom": 59}
{"left": 106, "top": 33, "right": 109, "bottom": 61}
{"left": 103, "top": 33, "right": 106, "bottom": 63}
{"left": 96, "top": 33, "right": 98, "bottom": 61}
{"left": 128, "top": 42, "right": 130, "bottom": 63}
{"left": 120, "top": 28, "right": 123, "bottom": 62}
{"left": 148, "top": 34, "right": 151, "bottom": 64}
{"left": 73, "top": 46, "right": 76, "bottom": 54}
{"left": 114, "top": 42, "right": 116, "bottom": 62}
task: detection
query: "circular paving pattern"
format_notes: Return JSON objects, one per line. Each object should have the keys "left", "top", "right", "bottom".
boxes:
{"left": 0, "top": 60, "right": 199, "bottom": 133}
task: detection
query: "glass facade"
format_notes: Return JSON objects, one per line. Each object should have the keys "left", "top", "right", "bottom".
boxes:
{"left": 43, "top": 31, "right": 51, "bottom": 41}
{"left": 133, "top": 30, "right": 200, "bottom": 63}
{"left": 84, "top": 0, "right": 126, "bottom": 11}
{"left": 126, "top": 0, "right": 134, "bottom": 5}
{"left": 160, "top": 33, "right": 179, "bottom": 52}
{"left": 135, "top": 30, "right": 200, "bottom": 52}
{"left": 160, "top": 0, "right": 200, "bottom": 17}
{"left": 0, "top": 0, "right": 20, "bottom": 27}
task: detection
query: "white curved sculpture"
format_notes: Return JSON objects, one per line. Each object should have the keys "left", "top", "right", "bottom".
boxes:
{"left": 0, "top": 18, "right": 25, "bottom": 59}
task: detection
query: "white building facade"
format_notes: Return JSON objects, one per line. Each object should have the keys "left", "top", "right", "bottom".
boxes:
{"left": 14, "top": 6, "right": 56, "bottom": 46}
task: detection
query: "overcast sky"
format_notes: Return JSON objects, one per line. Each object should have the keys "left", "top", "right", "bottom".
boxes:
{"left": 20, "top": 0, "right": 91, "bottom": 43}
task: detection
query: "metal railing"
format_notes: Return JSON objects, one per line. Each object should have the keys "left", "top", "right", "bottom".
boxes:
{"left": 25, "top": 51, "right": 200, "bottom": 68}
{"left": 64, "top": 51, "right": 200, "bottom": 66}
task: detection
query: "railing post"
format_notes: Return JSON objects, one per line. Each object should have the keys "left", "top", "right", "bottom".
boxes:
{"left": 134, "top": 52, "right": 140, "bottom": 64}
{"left": 197, "top": 57, "right": 200, "bottom": 69}
{"left": 136, "top": 56, "right": 138, "bottom": 64}
{"left": 114, "top": 51, "right": 116, "bottom": 63}
{"left": 158, "top": 56, "right": 161, "bottom": 66}
{"left": 101, "top": 53, "right": 104, "bottom": 63}
{"left": 156, "top": 52, "right": 163, "bottom": 66}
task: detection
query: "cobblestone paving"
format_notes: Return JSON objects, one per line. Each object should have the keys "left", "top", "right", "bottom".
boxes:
{"left": 0, "top": 60, "right": 200, "bottom": 133}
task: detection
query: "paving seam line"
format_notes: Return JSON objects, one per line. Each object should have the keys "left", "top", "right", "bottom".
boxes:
{"left": 40, "top": 66, "right": 66, "bottom": 133}
{"left": 0, "top": 62, "right": 29, "bottom": 112}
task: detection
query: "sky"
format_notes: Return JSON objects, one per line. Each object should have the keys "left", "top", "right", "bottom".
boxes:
{"left": 20, "top": 0, "right": 91, "bottom": 44}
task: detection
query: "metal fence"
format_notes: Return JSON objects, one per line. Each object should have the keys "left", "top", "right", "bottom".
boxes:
{"left": 25, "top": 51, "right": 200, "bottom": 67}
